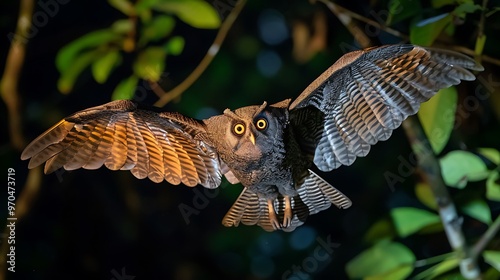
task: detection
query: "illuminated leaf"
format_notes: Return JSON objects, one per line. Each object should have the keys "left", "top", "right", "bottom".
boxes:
{"left": 56, "top": 29, "right": 120, "bottom": 73}
{"left": 432, "top": 0, "right": 454, "bottom": 8}
{"left": 413, "top": 257, "right": 459, "bottom": 280}
{"left": 364, "top": 218, "right": 396, "bottom": 243}
{"left": 112, "top": 19, "right": 134, "bottom": 34}
{"left": 112, "top": 75, "right": 138, "bottom": 100}
{"left": 440, "top": 151, "right": 489, "bottom": 188}
{"left": 484, "top": 251, "right": 500, "bottom": 272}
{"left": 140, "top": 15, "right": 175, "bottom": 46}
{"left": 366, "top": 264, "right": 413, "bottom": 280}
{"left": 415, "top": 182, "right": 438, "bottom": 210}
{"left": 57, "top": 50, "right": 100, "bottom": 93}
{"left": 133, "top": 47, "right": 166, "bottom": 81}
{"left": 478, "top": 148, "right": 500, "bottom": 165}
{"left": 92, "top": 50, "right": 121, "bottom": 84}
{"left": 165, "top": 36, "right": 185, "bottom": 55}
{"left": 461, "top": 199, "right": 492, "bottom": 225}
{"left": 346, "top": 240, "right": 415, "bottom": 279}
{"left": 410, "top": 13, "right": 452, "bottom": 46}
{"left": 418, "top": 87, "right": 457, "bottom": 154}
{"left": 108, "top": 0, "right": 134, "bottom": 15}
{"left": 391, "top": 207, "right": 440, "bottom": 237}
{"left": 486, "top": 171, "right": 500, "bottom": 201}
{"left": 454, "top": 2, "right": 481, "bottom": 18}
{"left": 153, "top": 0, "right": 221, "bottom": 29}
{"left": 387, "top": 0, "right": 421, "bottom": 25}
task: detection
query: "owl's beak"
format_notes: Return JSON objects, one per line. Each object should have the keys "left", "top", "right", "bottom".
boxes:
{"left": 248, "top": 133, "right": 256, "bottom": 145}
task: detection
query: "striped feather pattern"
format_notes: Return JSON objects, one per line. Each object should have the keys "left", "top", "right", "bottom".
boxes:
{"left": 222, "top": 170, "right": 351, "bottom": 232}
{"left": 290, "top": 45, "right": 483, "bottom": 172}
{"left": 21, "top": 100, "right": 222, "bottom": 189}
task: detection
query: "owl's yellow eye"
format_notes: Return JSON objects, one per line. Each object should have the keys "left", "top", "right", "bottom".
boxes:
{"left": 233, "top": 123, "right": 245, "bottom": 135}
{"left": 255, "top": 118, "right": 267, "bottom": 130}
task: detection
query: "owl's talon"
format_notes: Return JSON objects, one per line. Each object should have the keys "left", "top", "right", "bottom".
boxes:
{"left": 282, "top": 195, "right": 292, "bottom": 228}
{"left": 267, "top": 199, "right": 281, "bottom": 230}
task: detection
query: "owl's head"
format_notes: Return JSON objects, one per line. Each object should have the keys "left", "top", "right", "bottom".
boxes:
{"left": 204, "top": 100, "right": 290, "bottom": 161}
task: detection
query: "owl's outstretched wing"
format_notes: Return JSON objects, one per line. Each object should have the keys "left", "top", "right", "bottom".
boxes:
{"left": 21, "top": 100, "right": 222, "bottom": 188}
{"left": 289, "top": 44, "right": 483, "bottom": 171}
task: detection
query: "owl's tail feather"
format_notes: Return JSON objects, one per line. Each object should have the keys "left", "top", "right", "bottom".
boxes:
{"left": 221, "top": 188, "right": 308, "bottom": 232}
{"left": 221, "top": 170, "right": 351, "bottom": 232}
{"left": 221, "top": 187, "right": 276, "bottom": 232}
{"left": 299, "top": 169, "right": 352, "bottom": 212}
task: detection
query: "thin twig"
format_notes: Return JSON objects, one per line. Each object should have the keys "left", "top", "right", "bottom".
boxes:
{"left": 317, "top": 0, "right": 500, "bottom": 66}
{"left": 317, "top": 0, "right": 408, "bottom": 41}
{"left": 0, "top": 1, "right": 36, "bottom": 278}
{"left": 402, "top": 116, "right": 480, "bottom": 280}
{"left": 153, "top": 0, "right": 247, "bottom": 107}
{"left": 0, "top": 0, "right": 33, "bottom": 151}
{"left": 470, "top": 214, "right": 500, "bottom": 260}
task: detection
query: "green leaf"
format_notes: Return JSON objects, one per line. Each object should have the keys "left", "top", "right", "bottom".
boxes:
{"left": 366, "top": 264, "right": 413, "bottom": 280}
{"left": 386, "top": 0, "right": 421, "bottom": 25}
{"left": 474, "top": 34, "right": 486, "bottom": 55}
{"left": 133, "top": 47, "right": 166, "bottom": 81}
{"left": 486, "top": 171, "right": 500, "bottom": 201}
{"left": 440, "top": 151, "right": 489, "bottom": 188}
{"left": 57, "top": 50, "right": 100, "bottom": 93}
{"left": 418, "top": 87, "right": 457, "bottom": 154}
{"left": 391, "top": 207, "right": 440, "bottom": 237}
{"left": 413, "top": 257, "right": 459, "bottom": 280}
{"left": 164, "top": 36, "right": 185, "bottom": 55}
{"left": 415, "top": 182, "right": 438, "bottom": 210}
{"left": 56, "top": 29, "right": 121, "bottom": 73}
{"left": 479, "top": 147, "right": 500, "bottom": 165}
{"left": 454, "top": 2, "right": 482, "bottom": 18}
{"left": 364, "top": 218, "right": 396, "bottom": 243}
{"left": 432, "top": 0, "right": 455, "bottom": 8}
{"left": 108, "top": 0, "right": 134, "bottom": 15}
{"left": 346, "top": 240, "right": 415, "bottom": 279}
{"left": 153, "top": 0, "right": 221, "bottom": 29}
{"left": 112, "top": 19, "right": 135, "bottom": 34}
{"left": 91, "top": 50, "right": 121, "bottom": 84}
{"left": 112, "top": 75, "right": 138, "bottom": 100}
{"left": 484, "top": 266, "right": 500, "bottom": 280}
{"left": 484, "top": 251, "right": 500, "bottom": 272}
{"left": 410, "top": 13, "right": 452, "bottom": 46}
{"left": 461, "top": 199, "right": 492, "bottom": 224}
{"left": 140, "top": 15, "right": 175, "bottom": 46}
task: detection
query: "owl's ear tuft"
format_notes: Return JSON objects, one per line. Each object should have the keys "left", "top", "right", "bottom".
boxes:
{"left": 270, "top": 99, "right": 291, "bottom": 109}
{"left": 251, "top": 101, "right": 268, "bottom": 118}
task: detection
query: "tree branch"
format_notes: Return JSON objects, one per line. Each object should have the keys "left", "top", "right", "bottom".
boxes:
{"left": 317, "top": 0, "right": 500, "bottom": 66}
{"left": 153, "top": 0, "right": 247, "bottom": 107}
{"left": 402, "top": 116, "right": 480, "bottom": 280}
{"left": 0, "top": 0, "right": 34, "bottom": 151}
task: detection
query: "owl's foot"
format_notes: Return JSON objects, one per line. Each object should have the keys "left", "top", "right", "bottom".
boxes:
{"left": 282, "top": 195, "right": 292, "bottom": 228}
{"left": 267, "top": 199, "right": 281, "bottom": 230}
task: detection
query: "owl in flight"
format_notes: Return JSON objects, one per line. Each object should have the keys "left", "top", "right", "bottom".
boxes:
{"left": 21, "top": 45, "right": 483, "bottom": 232}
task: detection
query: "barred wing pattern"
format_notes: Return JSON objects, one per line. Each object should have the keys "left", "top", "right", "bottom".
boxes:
{"left": 290, "top": 44, "right": 484, "bottom": 171}
{"left": 222, "top": 170, "right": 351, "bottom": 232}
{"left": 21, "top": 100, "right": 222, "bottom": 188}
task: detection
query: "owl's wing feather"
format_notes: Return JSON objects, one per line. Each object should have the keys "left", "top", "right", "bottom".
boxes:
{"left": 289, "top": 44, "right": 483, "bottom": 171}
{"left": 21, "top": 100, "right": 222, "bottom": 188}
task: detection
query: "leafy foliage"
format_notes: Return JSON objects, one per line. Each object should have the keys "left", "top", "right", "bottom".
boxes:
{"left": 55, "top": 0, "right": 220, "bottom": 97}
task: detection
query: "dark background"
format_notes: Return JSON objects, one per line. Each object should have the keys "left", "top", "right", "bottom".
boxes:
{"left": 1, "top": 0, "right": 499, "bottom": 279}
